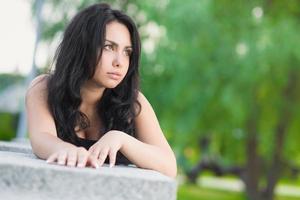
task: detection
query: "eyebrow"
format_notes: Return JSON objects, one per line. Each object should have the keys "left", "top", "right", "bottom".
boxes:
{"left": 105, "top": 39, "right": 132, "bottom": 49}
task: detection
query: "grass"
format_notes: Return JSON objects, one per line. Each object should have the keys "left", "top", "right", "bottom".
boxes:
{"left": 178, "top": 184, "right": 244, "bottom": 200}
{"left": 177, "top": 184, "right": 300, "bottom": 200}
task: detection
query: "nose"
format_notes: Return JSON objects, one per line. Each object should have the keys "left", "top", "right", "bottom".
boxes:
{"left": 112, "top": 52, "right": 123, "bottom": 68}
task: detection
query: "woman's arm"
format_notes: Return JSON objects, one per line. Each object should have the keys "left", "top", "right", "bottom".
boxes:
{"left": 26, "top": 75, "right": 67, "bottom": 157}
{"left": 26, "top": 75, "right": 98, "bottom": 168}
{"left": 120, "top": 92, "right": 177, "bottom": 178}
{"left": 88, "top": 92, "right": 177, "bottom": 177}
{"left": 120, "top": 132, "right": 177, "bottom": 178}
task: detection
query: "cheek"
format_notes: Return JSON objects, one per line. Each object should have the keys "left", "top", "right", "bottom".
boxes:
{"left": 93, "top": 62, "right": 106, "bottom": 80}
{"left": 100, "top": 51, "right": 113, "bottom": 65}
{"left": 123, "top": 61, "right": 130, "bottom": 75}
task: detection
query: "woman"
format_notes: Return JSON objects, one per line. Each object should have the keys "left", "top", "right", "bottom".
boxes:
{"left": 25, "top": 3, "right": 177, "bottom": 178}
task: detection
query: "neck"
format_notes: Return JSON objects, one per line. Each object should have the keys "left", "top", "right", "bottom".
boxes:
{"left": 80, "top": 80, "right": 105, "bottom": 113}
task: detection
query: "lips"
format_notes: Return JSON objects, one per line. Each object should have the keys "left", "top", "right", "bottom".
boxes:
{"left": 107, "top": 72, "right": 122, "bottom": 80}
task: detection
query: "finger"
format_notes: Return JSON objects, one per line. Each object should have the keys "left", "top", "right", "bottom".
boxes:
{"left": 90, "top": 145, "right": 101, "bottom": 159}
{"left": 77, "top": 148, "right": 88, "bottom": 168}
{"left": 67, "top": 149, "right": 77, "bottom": 167}
{"left": 46, "top": 152, "right": 58, "bottom": 164}
{"left": 88, "top": 145, "right": 95, "bottom": 153}
{"left": 88, "top": 155, "right": 100, "bottom": 169}
{"left": 98, "top": 147, "right": 109, "bottom": 166}
{"left": 57, "top": 151, "right": 67, "bottom": 165}
{"left": 87, "top": 145, "right": 101, "bottom": 168}
{"left": 108, "top": 150, "right": 117, "bottom": 168}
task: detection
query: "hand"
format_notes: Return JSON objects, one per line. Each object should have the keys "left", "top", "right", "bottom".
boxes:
{"left": 46, "top": 146, "right": 99, "bottom": 168}
{"left": 88, "top": 130, "right": 125, "bottom": 168}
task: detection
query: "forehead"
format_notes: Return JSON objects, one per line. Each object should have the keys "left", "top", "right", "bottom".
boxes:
{"left": 105, "top": 21, "right": 131, "bottom": 47}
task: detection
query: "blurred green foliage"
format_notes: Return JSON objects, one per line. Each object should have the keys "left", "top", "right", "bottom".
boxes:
{"left": 0, "top": 112, "right": 17, "bottom": 140}
{"left": 0, "top": 73, "right": 24, "bottom": 91}
{"left": 137, "top": 0, "right": 300, "bottom": 167}
{"left": 0, "top": 74, "right": 24, "bottom": 140}
{"left": 178, "top": 184, "right": 244, "bottom": 200}
{"left": 178, "top": 184, "right": 300, "bottom": 200}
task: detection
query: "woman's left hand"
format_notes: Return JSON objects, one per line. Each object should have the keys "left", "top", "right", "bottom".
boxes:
{"left": 88, "top": 130, "right": 125, "bottom": 168}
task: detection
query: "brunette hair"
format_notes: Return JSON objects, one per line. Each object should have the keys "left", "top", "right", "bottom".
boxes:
{"left": 47, "top": 3, "right": 141, "bottom": 145}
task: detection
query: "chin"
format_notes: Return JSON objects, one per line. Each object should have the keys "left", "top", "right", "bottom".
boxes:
{"left": 107, "top": 78, "right": 125, "bottom": 88}
{"left": 104, "top": 82, "right": 120, "bottom": 89}
{"left": 106, "top": 85, "right": 118, "bottom": 89}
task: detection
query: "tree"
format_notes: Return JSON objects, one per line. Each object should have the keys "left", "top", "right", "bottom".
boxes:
{"left": 139, "top": 0, "right": 300, "bottom": 199}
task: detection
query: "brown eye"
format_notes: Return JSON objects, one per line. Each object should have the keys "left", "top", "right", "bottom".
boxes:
{"left": 104, "top": 44, "right": 113, "bottom": 51}
{"left": 124, "top": 49, "right": 132, "bottom": 56}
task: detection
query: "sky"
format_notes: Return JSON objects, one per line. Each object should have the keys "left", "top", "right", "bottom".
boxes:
{"left": 0, "top": 0, "right": 35, "bottom": 75}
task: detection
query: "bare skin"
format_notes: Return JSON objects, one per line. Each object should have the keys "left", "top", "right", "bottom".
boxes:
{"left": 26, "top": 21, "right": 177, "bottom": 178}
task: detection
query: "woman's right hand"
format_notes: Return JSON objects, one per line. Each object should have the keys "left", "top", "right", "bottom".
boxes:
{"left": 46, "top": 146, "right": 100, "bottom": 168}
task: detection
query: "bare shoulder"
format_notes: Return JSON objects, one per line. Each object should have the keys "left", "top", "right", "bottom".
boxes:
{"left": 28, "top": 74, "right": 49, "bottom": 91}
{"left": 136, "top": 91, "right": 157, "bottom": 118}
{"left": 136, "top": 91, "right": 153, "bottom": 114}
{"left": 26, "top": 74, "right": 50, "bottom": 103}
{"left": 27, "top": 74, "right": 49, "bottom": 94}
{"left": 137, "top": 91, "right": 151, "bottom": 106}
{"left": 134, "top": 91, "right": 166, "bottom": 146}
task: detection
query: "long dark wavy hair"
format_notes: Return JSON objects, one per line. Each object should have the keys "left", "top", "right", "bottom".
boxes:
{"left": 47, "top": 3, "right": 141, "bottom": 145}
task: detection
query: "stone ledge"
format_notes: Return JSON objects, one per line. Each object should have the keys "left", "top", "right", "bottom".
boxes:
{"left": 0, "top": 141, "right": 177, "bottom": 200}
{"left": 0, "top": 140, "right": 32, "bottom": 154}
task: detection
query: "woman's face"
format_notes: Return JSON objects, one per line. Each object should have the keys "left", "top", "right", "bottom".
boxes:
{"left": 92, "top": 21, "right": 132, "bottom": 89}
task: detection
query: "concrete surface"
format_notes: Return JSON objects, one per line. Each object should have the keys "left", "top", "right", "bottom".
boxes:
{"left": 0, "top": 140, "right": 177, "bottom": 200}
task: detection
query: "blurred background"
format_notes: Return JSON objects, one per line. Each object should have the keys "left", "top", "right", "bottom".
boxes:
{"left": 0, "top": 0, "right": 299, "bottom": 199}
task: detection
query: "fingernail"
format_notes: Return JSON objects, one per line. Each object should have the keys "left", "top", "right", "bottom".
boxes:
{"left": 77, "top": 163, "right": 84, "bottom": 168}
{"left": 95, "top": 163, "right": 99, "bottom": 169}
{"left": 110, "top": 164, "right": 113, "bottom": 168}
{"left": 46, "top": 160, "right": 50, "bottom": 163}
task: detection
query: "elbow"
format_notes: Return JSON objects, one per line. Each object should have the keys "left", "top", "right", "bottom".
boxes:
{"left": 170, "top": 160, "right": 178, "bottom": 178}
{"left": 28, "top": 137, "right": 44, "bottom": 160}
{"left": 166, "top": 166, "right": 177, "bottom": 179}
{"left": 163, "top": 154, "right": 177, "bottom": 178}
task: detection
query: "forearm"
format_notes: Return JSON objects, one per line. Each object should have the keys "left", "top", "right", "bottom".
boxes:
{"left": 120, "top": 133, "right": 177, "bottom": 178}
{"left": 29, "top": 132, "right": 75, "bottom": 160}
